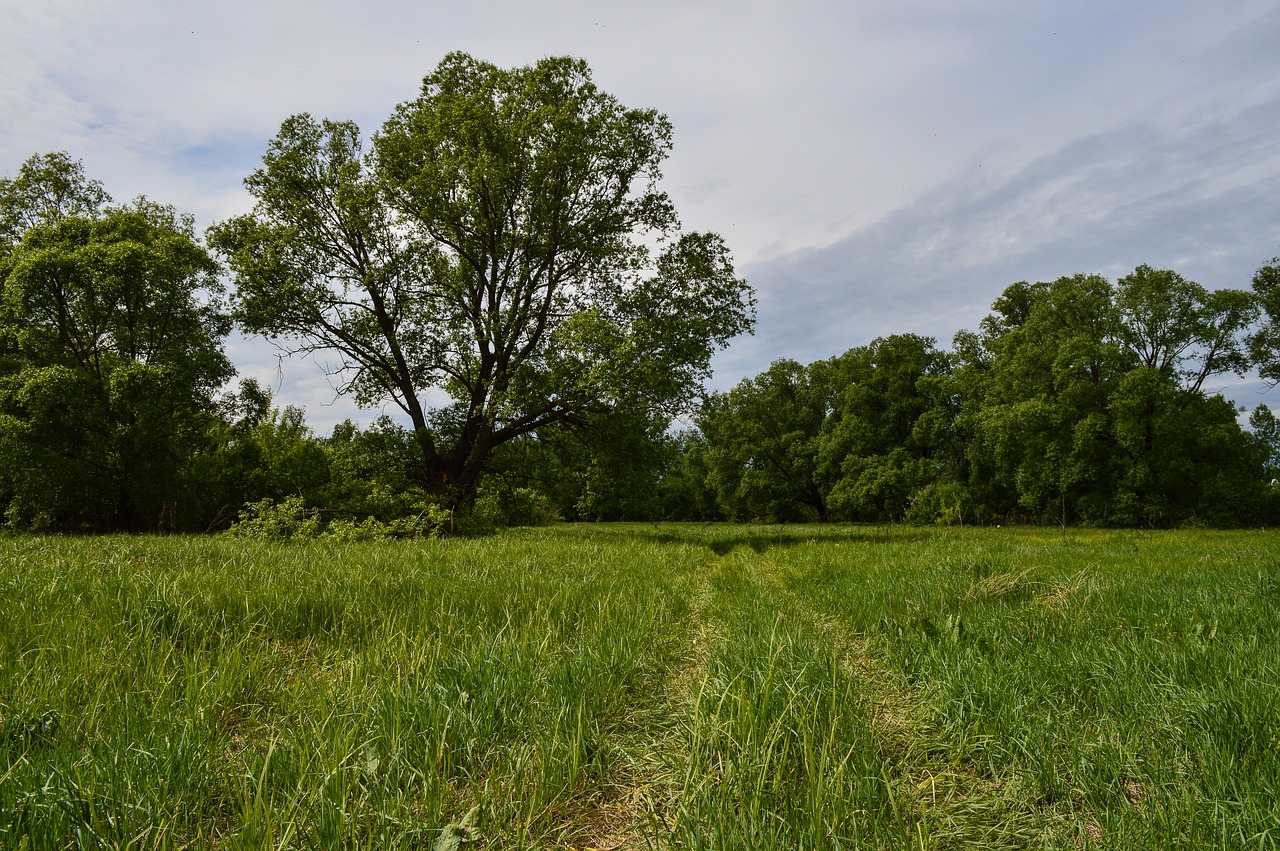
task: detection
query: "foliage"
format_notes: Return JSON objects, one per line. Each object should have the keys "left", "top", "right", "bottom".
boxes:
{"left": 698, "top": 358, "right": 836, "bottom": 522}
{"left": 904, "top": 479, "right": 974, "bottom": 525}
{"left": 820, "top": 334, "right": 955, "bottom": 522}
{"left": 1115, "top": 264, "right": 1256, "bottom": 392}
{"left": 209, "top": 53, "right": 755, "bottom": 507}
{"left": 698, "top": 335, "right": 955, "bottom": 523}
{"left": 1250, "top": 403, "right": 1280, "bottom": 478}
{"left": 228, "top": 495, "right": 322, "bottom": 539}
{"left": 952, "top": 269, "right": 1265, "bottom": 526}
{"left": 690, "top": 265, "right": 1271, "bottom": 529}
{"left": 7, "top": 142, "right": 1279, "bottom": 532}
{"left": 0, "top": 154, "right": 232, "bottom": 531}
{"left": 954, "top": 274, "right": 1128, "bottom": 524}
{"left": 188, "top": 381, "right": 333, "bottom": 527}
{"left": 654, "top": 429, "right": 723, "bottom": 521}
{"left": 318, "top": 416, "right": 431, "bottom": 520}
{"left": 1250, "top": 255, "right": 1280, "bottom": 382}
{"left": 476, "top": 404, "right": 677, "bottom": 521}
{"left": 0, "top": 151, "right": 110, "bottom": 245}
{"left": 228, "top": 494, "right": 450, "bottom": 540}
{"left": 471, "top": 483, "right": 559, "bottom": 529}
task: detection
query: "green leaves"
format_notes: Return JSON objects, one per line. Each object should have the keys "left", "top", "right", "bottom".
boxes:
{"left": 957, "top": 268, "right": 1266, "bottom": 526}
{"left": 1116, "top": 264, "right": 1256, "bottom": 392}
{"left": 0, "top": 156, "right": 231, "bottom": 531}
{"left": 0, "top": 151, "right": 110, "bottom": 250}
{"left": 695, "top": 259, "right": 1272, "bottom": 529}
{"left": 1249, "top": 256, "right": 1280, "bottom": 382}
{"left": 698, "top": 358, "right": 832, "bottom": 522}
{"left": 698, "top": 335, "right": 952, "bottom": 523}
{"left": 212, "top": 54, "right": 753, "bottom": 503}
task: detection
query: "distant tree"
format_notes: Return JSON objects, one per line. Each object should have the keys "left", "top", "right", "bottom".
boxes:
{"left": 0, "top": 154, "right": 232, "bottom": 530}
{"left": 1115, "top": 264, "right": 1255, "bottom": 393}
{"left": 953, "top": 274, "right": 1126, "bottom": 523}
{"left": 321, "top": 415, "right": 426, "bottom": 518}
{"left": 1249, "top": 404, "right": 1280, "bottom": 479}
{"left": 0, "top": 151, "right": 110, "bottom": 246}
{"left": 818, "top": 334, "right": 954, "bottom": 522}
{"left": 656, "top": 429, "right": 723, "bottom": 521}
{"left": 696, "top": 337, "right": 958, "bottom": 524}
{"left": 203, "top": 381, "right": 332, "bottom": 520}
{"left": 210, "top": 53, "right": 754, "bottom": 509}
{"left": 1250, "top": 255, "right": 1280, "bottom": 382}
{"left": 482, "top": 404, "right": 672, "bottom": 521}
{"left": 698, "top": 359, "right": 837, "bottom": 522}
{"left": 956, "top": 268, "right": 1264, "bottom": 526}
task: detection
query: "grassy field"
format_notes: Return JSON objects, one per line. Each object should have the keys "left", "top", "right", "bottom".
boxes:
{"left": 1, "top": 524, "right": 1277, "bottom": 849}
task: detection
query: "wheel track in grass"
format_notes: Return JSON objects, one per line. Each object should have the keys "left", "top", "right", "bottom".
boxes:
{"left": 631, "top": 547, "right": 728, "bottom": 849}
{"left": 743, "top": 546, "right": 1097, "bottom": 850}
{"left": 568, "top": 541, "right": 908, "bottom": 849}
{"left": 547, "top": 536, "right": 1084, "bottom": 849}
{"left": 581, "top": 542, "right": 887, "bottom": 849}
{"left": 550, "top": 542, "right": 724, "bottom": 851}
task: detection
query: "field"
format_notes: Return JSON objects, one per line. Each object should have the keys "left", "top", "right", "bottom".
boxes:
{"left": 1, "top": 525, "right": 1278, "bottom": 850}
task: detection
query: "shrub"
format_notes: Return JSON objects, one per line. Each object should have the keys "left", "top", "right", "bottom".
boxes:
{"left": 229, "top": 496, "right": 321, "bottom": 539}
{"left": 472, "top": 484, "right": 559, "bottom": 528}
{"left": 228, "top": 497, "right": 451, "bottom": 540}
{"left": 905, "top": 481, "right": 974, "bottom": 526}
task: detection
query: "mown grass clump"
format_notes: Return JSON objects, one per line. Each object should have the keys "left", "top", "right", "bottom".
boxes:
{"left": 1, "top": 525, "right": 1277, "bottom": 848}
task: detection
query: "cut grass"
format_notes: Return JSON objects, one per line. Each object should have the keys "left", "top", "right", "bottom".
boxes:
{"left": 1, "top": 526, "right": 1278, "bottom": 848}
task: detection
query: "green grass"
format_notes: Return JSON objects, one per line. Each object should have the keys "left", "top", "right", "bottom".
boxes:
{"left": 1, "top": 525, "right": 1278, "bottom": 848}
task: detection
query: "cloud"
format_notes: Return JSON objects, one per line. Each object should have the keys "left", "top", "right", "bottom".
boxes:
{"left": 7, "top": 0, "right": 1280, "bottom": 421}
{"left": 716, "top": 91, "right": 1280, "bottom": 392}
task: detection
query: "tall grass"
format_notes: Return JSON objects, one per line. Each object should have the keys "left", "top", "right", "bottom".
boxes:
{"left": 648, "top": 547, "right": 897, "bottom": 849}
{"left": 2, "top": 526, "right": 1277, "bottom": 848}
{"left": 1, "top": 533, "right": 701, "bottom": 848}
{"left": 782, "top": 527, "right": 1280, "bottom": 849}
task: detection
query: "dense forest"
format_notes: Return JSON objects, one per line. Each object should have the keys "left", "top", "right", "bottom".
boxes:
{"left": 3, "top": 54, "right": 1280, "bottom": 533}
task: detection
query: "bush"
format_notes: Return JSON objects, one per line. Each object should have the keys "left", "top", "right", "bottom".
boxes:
{"left": 228, "top": 496, "right": 451, "bottom": 540}
{"left": 472, "top": 484, "right": 559, "bottom": 528}
{"left": 905, "top": 481, "right": 974, "bottom": 526}
{"left": 229, "top": 496, "right": 322, "bottom": 539}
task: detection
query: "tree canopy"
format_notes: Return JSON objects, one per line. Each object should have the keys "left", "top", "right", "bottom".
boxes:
{"left": 689, "top": 266, "right": 1278, "bottom": 529}
{"left": 0, "top": 154, "right": 232, "bottom": 530}
{"left": 7, "top": 70, "right": 1280, "bottom": 533}
{"left": 210, "top": 53, "right": 755, "bottom": 505}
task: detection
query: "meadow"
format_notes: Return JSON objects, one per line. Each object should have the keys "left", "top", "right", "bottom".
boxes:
{"left": 1, "top": 524, "right": 1277, "bottom": 849}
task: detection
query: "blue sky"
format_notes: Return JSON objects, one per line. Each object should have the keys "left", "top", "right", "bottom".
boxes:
{"left": 4, "top": 0, "right": 1279, "bottom": 430}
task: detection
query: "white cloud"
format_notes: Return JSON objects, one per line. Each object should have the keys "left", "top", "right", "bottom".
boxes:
{"left": 5, "top": 0, "right": 1280, "bottom": 420}
{"left": 716, "top": 91, "right": 1280, "bottom": 407}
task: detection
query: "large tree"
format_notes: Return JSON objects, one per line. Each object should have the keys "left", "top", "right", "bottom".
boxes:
{"left": 210, "top": 53, "right": 755, "bottom": 505}
{"left": 1250, "top": 255, "right": 1280, "bottom": 381}
{"left": 819, "top": 334, "right": 955, "bottom": 522}
{"left": 1115, "top": 264, "right": 1255, "bottom": 394}
{"left": 0, "top": 154, "right": 232, "bottom": 530}
{"left": 698, "top": 336, "right": 956, "bottom": 524}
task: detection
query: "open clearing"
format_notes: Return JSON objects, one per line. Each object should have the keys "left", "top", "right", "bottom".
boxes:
{"left": 2, "top": 525, "right": 1278, "bottom": 849}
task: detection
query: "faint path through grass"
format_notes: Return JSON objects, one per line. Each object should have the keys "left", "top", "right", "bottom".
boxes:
{"left": 751, "top": 543, "right": 1069, "bottom": 849}
{"left": 3, "top": 526, "right": 1277, "bottom": 849}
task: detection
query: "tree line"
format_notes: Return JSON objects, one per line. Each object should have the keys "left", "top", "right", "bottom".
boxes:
{"left": 692, "top": 269, "right": 1280, "bottom": 528}
{"left": 2, "top": 53, "right": 1278, "bottom": 532}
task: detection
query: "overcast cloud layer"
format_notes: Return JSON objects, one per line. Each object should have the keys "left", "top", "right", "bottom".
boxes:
{"left": 4, "top": 1, "right": 1279, "bottom": 429}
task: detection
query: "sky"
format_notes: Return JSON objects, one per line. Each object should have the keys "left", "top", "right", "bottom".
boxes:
{"left": 4, "top": 0, "right": 1280, "bottom": 431}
